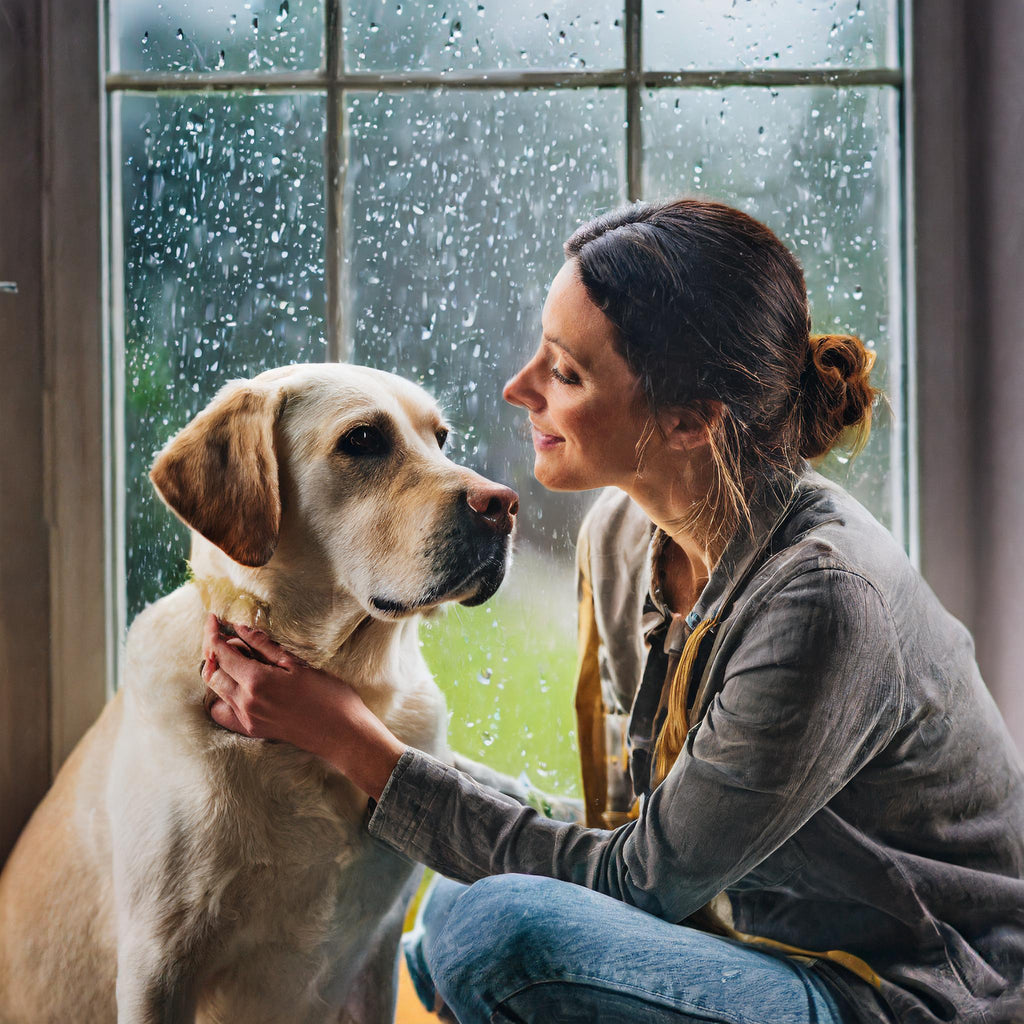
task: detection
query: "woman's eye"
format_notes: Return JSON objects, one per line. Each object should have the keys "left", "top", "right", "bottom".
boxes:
{"left": 336, "top": 425, "right": 389, "bottom": 456}
{"left": 551, "top": 365, "right": 580, "bottom": 386}
{"left": 435, "top": 428, "right": 449, "bottom": 449}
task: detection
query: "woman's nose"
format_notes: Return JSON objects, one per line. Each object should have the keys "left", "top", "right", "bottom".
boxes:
{"left": 502, "top": 356, "right": 541, "bottom": 410}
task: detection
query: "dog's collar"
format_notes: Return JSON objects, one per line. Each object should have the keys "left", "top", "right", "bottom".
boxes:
{"left": 192, "top": 571, "right": 375, "bottom": 669}
{"left": 193, "top": 572, "right": 272, "bottom": 631}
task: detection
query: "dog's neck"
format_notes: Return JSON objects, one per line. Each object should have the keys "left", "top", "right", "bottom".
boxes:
{"left": 189, "top": 546, "right": 401, "bottom": 685}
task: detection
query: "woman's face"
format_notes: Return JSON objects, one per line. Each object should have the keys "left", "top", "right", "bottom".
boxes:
{"left": 503, "top": 261, "right": 650, "bottom": 492}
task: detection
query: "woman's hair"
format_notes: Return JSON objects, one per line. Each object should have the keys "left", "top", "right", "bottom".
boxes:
{"left": 564, "top": 199, "right": 878, "bottom": 539}
{"left": 565, "top": 199, "right": 879, "bottom": 784}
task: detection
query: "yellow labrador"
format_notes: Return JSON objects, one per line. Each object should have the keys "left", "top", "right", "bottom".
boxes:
{"left": 0, "top": 363, "right": 517, "bottom": 1024}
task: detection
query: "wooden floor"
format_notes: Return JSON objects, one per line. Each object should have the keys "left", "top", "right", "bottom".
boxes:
{"left": 396, "top": 956, "right": 438, "bottom": 1023}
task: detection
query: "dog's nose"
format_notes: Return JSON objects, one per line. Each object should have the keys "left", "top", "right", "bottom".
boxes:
{"left": 466, "top": 482, "right": 519, "bottom": 536}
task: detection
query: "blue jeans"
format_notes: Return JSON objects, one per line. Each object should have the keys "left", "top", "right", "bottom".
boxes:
{"left": 403, "top": 874, "right": 854, "bottom": 1024}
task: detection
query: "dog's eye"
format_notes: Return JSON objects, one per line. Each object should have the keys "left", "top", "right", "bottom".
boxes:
{"left": 336, "top": 425, "right": 388, "bottom": 457}
{"left": 435, "top": 428, "right": 449, "bottom": 450}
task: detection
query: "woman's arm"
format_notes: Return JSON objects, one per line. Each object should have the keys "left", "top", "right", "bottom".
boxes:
{"left": 205, "top": 567, "right": 903, "bottom": 922}
{"left": 364, "top": 566, "right": 904, "bottom": 921}
{"left": 204, "top": 618, "right": 583, "bottom": 819}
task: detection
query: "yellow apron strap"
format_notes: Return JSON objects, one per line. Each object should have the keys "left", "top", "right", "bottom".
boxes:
{"left": 725, "top": 927, "right": 882, "bottom": 990}
{"left": 652, "top": 612, "right": 721, "bottom": 786}
{"left": 573, "top": 531, "right": 608, "bottom": 829}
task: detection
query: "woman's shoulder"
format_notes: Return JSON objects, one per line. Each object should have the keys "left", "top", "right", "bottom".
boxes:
{"left": 772, "top": 468, "right": 913, "bottom": 587}
{"left": 579, "top": 487, "right": 652, "bottom": 543}
{"left": 754, "top": 469, "right": 973, "bottom": 673}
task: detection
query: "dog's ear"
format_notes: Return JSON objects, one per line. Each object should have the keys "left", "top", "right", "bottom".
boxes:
{"left": 150, "top": 381, "right": 286, "bottom": 567}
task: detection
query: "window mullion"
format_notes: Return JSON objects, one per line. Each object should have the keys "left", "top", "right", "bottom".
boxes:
{"left": 325, "top": 0, "right": 345, "bottom": 362}
{"left": 106, "top": 88, "right": 128, "bottom": 685}
{"left": 626, "top": 0, "right": 642, "bottom": 201}
{"left": 326, "top": 85, "right": 346, "bottom": 362}
{"left": 899, "top": 0, "right": 918, "bottom": 567}
{"left": 103, "top": 68, "right": 904, "bottom": 94}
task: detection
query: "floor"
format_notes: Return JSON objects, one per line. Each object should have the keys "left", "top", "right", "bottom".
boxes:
{"left": 396, "top": 956, "right": 437, "bottom": 1022}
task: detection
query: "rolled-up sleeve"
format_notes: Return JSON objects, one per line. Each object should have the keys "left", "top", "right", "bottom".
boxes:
{"left": 367, "top": 566, "right": 904, "bottom": 922}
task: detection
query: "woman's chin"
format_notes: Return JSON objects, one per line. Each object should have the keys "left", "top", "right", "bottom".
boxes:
{"left": 533, "top": 454, "right": 587, "bottom": 492}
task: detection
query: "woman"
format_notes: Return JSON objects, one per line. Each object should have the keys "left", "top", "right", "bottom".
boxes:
{"left": 203, "top": 200, "right": 1024, "bottom": 1024}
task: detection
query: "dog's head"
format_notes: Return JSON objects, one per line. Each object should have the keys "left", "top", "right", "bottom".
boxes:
{"left": 150, "top": 363, "right": 517, "bottom": 620}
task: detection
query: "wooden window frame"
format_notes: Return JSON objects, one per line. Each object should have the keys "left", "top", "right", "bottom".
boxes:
{"left": 0, "top": 0, "right": 106, "bottom": 859}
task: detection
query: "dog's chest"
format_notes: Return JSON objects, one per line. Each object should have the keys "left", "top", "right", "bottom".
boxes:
{"left": 209, "top": 740, "right": 370, "bottom": 862}
{"left": 199, "top": 745, "right": 410, "bottom": 951}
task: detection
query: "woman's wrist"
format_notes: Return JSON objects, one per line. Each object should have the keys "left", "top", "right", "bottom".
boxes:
{"left": 320, "top": 707, "right": 408, "bottom": 802}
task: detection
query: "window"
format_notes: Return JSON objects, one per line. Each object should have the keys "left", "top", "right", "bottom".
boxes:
{"left": 107, "top": 0, "right": 908, "bottom": 795}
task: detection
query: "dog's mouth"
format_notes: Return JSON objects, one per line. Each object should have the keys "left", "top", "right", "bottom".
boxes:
{"left": 369, "top": 542, "right": 510, "bottom": 619}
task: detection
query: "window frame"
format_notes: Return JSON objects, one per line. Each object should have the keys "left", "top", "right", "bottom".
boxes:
{"left": 44, "top": 0, "right": 109, "bottom": 773}
{"left": 45, "top": 0, "right": 922, "bottom": 771}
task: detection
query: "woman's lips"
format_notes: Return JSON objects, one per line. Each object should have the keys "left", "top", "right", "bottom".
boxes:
{"left": 530, "top": 425, "right": 564, "bottom": 451}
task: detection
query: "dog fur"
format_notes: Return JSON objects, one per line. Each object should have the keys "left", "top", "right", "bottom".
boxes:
{"left": 0, "top": 363, "right": 516, "bottom": 1023}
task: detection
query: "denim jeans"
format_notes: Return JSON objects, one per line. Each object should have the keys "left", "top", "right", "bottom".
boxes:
{"left": 403, "top": 874, "right": 854, "bottom": 1024}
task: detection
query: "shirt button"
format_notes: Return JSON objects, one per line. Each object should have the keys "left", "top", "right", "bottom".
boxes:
{"left": 686, "top": 610, "right": 701, "bottom": 629}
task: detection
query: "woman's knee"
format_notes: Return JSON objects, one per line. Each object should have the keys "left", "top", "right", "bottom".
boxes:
{"left": 427, "top": 874, "right": 571, "bottom": 1003}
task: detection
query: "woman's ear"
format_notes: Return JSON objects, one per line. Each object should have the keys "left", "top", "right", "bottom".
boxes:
{"left": 150, "top": 381, "right": 287, "bottom": 568}
{"left": 656, "top": 400, "right": 726, "bottom": 452}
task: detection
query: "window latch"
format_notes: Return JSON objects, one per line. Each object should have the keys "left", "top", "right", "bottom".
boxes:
{"left": 0, "top": 282, "right": 18, "bottom": 294}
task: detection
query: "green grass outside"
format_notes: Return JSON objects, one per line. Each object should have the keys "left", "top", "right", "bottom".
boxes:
{"left": 418, "top": 544, "right": 583, "bottom": 799}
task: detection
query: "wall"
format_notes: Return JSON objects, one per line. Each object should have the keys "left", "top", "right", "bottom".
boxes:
{"left": 969, "top": 1, "right": 1024, "bottom": 744}
{"left": 914, "top": 0, "right": 1024, "bottom": 747}
{"left": 0, "top": 0, "right": 105, "bottom": 864}
{"left": 0, "top": 0, "right": 51, "bottom": 861}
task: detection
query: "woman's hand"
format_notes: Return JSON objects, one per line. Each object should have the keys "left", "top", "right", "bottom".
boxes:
{"left": 201, "top": 615, "right": 407, "bottom": 800}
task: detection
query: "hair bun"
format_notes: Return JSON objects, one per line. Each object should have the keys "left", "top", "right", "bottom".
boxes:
{"left": 798, "top": 333, "right": 878, "bottom": 461}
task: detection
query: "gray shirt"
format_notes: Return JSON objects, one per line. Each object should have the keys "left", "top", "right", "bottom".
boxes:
{"left": 368, "top": 467, "right": 1024, "bottom": 1023}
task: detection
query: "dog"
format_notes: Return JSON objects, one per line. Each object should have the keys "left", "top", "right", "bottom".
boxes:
{"left": 0, "top": 362, "right": 518, "bottom": 1023}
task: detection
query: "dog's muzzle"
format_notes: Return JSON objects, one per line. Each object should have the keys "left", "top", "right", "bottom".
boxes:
{"left": 370, "top": 484, "right": 517, "bottom": 616}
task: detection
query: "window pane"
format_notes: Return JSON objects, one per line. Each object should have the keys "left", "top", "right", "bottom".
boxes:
{"left": 644, "top": 86, "right": 904, "bottom": 538}
{"left": 644, "top": 0, "right": 898, "bottom": 71}
{"left": 344, "top": 89, "right": 626, "bottom": 793}
{"left": 120, "top": 93, "right": 327, "bottom": 622}
{"left": 114, "top": 0, "right": 324, "bottom": 73}
{"left": 345, "top": 1, "right": 623, "bottom": 73}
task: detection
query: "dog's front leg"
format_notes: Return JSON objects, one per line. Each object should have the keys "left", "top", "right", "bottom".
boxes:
{"left": 108, "top": 792, "right": 208, "bottom": 1022}
{"left": 115, "top": 936, "right": 201, "bottom": 1024}
{"left": 326, "top": 856, "right": 424, "bottom": 1024}
{"left": 335, "top": 866, "right": 422, "bottom": 1024}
